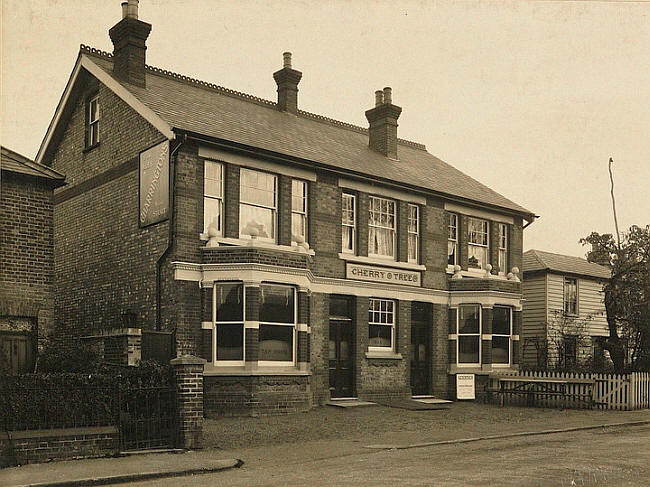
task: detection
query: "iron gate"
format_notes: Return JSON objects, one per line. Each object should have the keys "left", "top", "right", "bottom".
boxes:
{"left": 118, "top": 386, "right": 176, "bottom": 450}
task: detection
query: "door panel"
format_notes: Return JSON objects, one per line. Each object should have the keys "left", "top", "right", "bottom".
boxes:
{"left": 329, "top": 319, "right": 354, "bottom": 398}
{"left": 410, "top": 319, "right": 430, "bottom": 395}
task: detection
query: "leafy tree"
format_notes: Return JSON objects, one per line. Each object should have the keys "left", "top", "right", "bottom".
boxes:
{"left": 581, "top": 225, "right": 650, "bottom": 372}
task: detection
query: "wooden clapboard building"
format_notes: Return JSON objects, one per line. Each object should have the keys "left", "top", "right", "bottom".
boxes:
{"left": 36, "top": 1, "right": 535, "bottom": 414}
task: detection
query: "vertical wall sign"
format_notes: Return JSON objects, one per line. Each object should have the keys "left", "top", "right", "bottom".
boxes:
{"left": 139, "top": 141, "right": 170, "bottom": 226}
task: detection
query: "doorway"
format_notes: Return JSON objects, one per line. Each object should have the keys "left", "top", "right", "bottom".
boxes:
{"left": 329, "top": 296, "right": 355, "bottom": 398}
{"left": 410, "top": 303, "right": 431, "bottom": 396}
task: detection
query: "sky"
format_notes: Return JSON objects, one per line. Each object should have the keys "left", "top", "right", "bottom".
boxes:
{"left": 2, "top": 0, "right": 649, "bottom": 258}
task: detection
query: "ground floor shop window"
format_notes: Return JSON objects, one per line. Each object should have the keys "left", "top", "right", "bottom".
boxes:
{"left": 457, "top": 304, "right": 481, "bottom": 365}
{"left": 368, "top": 298, "right": 395, "bottom": 351}
{"left": 214, "top": 282, "right": 244, "bottom": 364}
{"left": 259, "top": 284, "right": 296, "bottom": 365}
{"left": 492, "top": 306, "right": 512, "bottom": 365}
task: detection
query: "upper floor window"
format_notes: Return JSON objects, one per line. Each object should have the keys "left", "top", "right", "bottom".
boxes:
{"left": 369, "top": 298, "right": 395, "bottom": 351}
{"left": 492, "top": 306, "right": 512, "bottom": 365}
{"left": 291, "top": 180, "right": 308, "bottom": 245}
{"left": 468, "top": 217, "right": 489, "bottom": 269}
{"left": 564, "top": 277, "right": 578, "bottom": 315}
{"left": 259, "top": 284, "right": 296, "bottom": 365}
{"left": 457, "top": 304, "right": 481, "bottom": 365}
{"left": 342, "top": 193, "right": 356, "bottom": 254}
{"left": 498, "top": 223, "right": 508, "bottom": 274}
{"left": 448, "top": 213, "right": 458, "bottom": 266}
{"left": 408, "top": 204, "right": 419, "bottom": 263}
{"left": 204, "top": 161, "right": 223, "bottom": 236}
{"left": 369, "top": 196, "right": 396, "bottom": 259}
{"left": 86, "top": 94, "right": 99, "bottom": 148}
{"left": 239, "top": 168, "right": 277, "bottom": 243}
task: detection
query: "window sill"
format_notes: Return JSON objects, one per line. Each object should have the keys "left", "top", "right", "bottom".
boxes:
{"left": 339, "top": 254, "right": 426, "bottom": 271}
{"left": 201, "top": 237, "right": 315, "bottom": 256}
{"left": 365, "top": 350, "right": 403, "bottom": 360}
{"left": 446, "top": 266, "right": 511, "bottom": 280}
{"left": 82, "top": 142, "right": 100, "bottom": 154}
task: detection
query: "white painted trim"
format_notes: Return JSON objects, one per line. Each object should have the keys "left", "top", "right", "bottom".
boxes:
{"left": 339, "top": 253, "right": 426, "bottom": 271}
{"left": 339, "top": 178, "right": 426, "bottom": 205}
{"left": 481, "top": 334, "right": 493, "bottom": 340}
{"left": 448, "top": 334, "right": 458, "bottom": 340}
{"left": 244, "top": 321, "right": 260, "bottom": 329}
{"left": 511, "top": 334, "right": 520, "bottom": 341}
{"left": 36, "top": 55, "right": 175, "bottom": 164}
{"left": 198, "top": 145, "right": 317, "bottom": 181}
{"left": 201, "top": 321, "right": 212, "bottom": 330}
{"left": 296, "top": 323, "right": 310, "bottom": 333}
{"left": 444, "top": 202, "right": 514, "bottom": 225}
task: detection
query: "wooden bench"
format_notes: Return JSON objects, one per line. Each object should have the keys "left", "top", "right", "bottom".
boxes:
{"left": 488, "top": 376, "right": 595, "bottom": 409}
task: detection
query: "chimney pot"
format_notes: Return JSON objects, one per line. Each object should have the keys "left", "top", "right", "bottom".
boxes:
{"left": 283, "top": 52, "right": 292, "bottom": 69}
{"left": 121, "top": 2, "right": 128, "bottom": 19}
{"left": 375, "top": 90, "right": 384, "bottom": 107}
{"left": 383, "top": 87, "right": 392, "bottom": 104}
{"left": 127, "top": 0, "right": 139, "bottom": 19}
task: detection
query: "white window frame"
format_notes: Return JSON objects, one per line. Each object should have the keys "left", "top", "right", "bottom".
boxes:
{"left": 239, "top": 168, "right": 277, "bottom": 243}
{"left": 342, "top": 193, "right": 356, "bottom": 254}
{"left": 408, "top": 204, "right": 419, "bottom": 263}
{"left": 498, "top": 223, "right": 508, "bottom": 275}
{"left": 448, "top": 213, "right": 458, "bottom": 267}
{"left": 258, "top": 284, "right": 297, "bottom": 367}
{"left": 467, "top": 217, "right": 489, "bottom": 270}
{"left": 213, "top": 282, "right": 245, "bottom": 367}
{"left": 368, "top": 196, "right": 396, "bottom": 260}
{"left": 457, "top": 304, "right": 481, "bottom": 366}
{"left": 291, "top": 179, "right": 308, "bottom": 245}
{"left": 368, "top": 298, "right": 396, "bottom": 352}
{"left": 203, "top": 160, "right": 224, "bottom": 236}
{"left": 86, "top": 94, "right": 99, "bottom": 147}
{"left": 564, "top": 277, "right": 579, "bottom": 316}
{"left": 491, "top": 306, "right": 512, "bottom": 367}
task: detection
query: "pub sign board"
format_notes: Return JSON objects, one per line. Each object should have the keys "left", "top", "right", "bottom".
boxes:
{"left": 139, "top": 141, "right": 170, "bottom": 227}
{"left": 456, "top": 373, "right": 476, "bottom": 400}
{"left": 345, "top": 263, "right": 420, "bottom": 287}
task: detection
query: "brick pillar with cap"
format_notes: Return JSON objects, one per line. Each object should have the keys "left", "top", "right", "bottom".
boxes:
{"left": 171, "top": 355, "right": 206, "bottom": 449}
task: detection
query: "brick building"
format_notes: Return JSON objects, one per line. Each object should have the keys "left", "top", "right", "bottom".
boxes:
{"left": 36, "top": 1, "right": 535, "bottom": 414}
{"left": 1, "top": 146, "right": 65, "bottom": 372}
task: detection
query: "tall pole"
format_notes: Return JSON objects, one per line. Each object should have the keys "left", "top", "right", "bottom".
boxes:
{"left": 608, "top": 157, "right": 621, "bottom": 250}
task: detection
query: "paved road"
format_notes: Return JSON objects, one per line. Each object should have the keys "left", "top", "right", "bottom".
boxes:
{"left": 132, "top": 425, "right": 650, "bottom": 486}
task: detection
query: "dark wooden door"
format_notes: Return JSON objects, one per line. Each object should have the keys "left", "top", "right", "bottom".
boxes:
{"left": 329, "top": 318, "right": 354, "bottom": 398}
{"left": 410, "top": 319, "right": 430, "bottom": 395}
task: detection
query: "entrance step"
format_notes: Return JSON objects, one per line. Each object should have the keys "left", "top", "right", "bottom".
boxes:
{"left": 412, "top": 397, "right": 453, "bottom": 405}
{"left": 327, "top": 398, "right": 377, "bottom": 408}
{"left": 376, "top": 398, "right": 451, "bottom": 410}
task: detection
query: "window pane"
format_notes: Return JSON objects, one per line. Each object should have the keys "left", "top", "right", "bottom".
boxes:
{"left": 342, "top": 226, "right": 354, "bottom": 251}
{"left": 408, "top": 234, "right": 418, "bottom": 261}
{"left": 468, "top": 245, "right": 487, "bottom": 269}
{"left": 204, "top": 198, "right": 221, "bottom": 234}
{"left": 240, "top": 169, "right": 276, "bottom": 207}
{"left": 259, "top": 325, "right": 293, "bottom": 361}
{"left": 458, "top": 305, "right": 480, "bottom": 334}
{"left": 448, "top": 241, "right": 457, "bottom": 266}
{"left": 492, "top": 336, "right": 510, "bottom": 364}
{"left": 204, "top": 162, "right": 222, "bottom": 198}
{"left": 260, "top": 285, "right": 294, "bottom": 323}
{"left": 492, "top": 307, "right": 511, "bottom": 335}
{"left": 292, "top": 213, "right": 306, "bottom": 241}
{"left": 215, "top": 283, "right": 243, "bottom": 322}
{"left": 216, "top": 324, "right": 244, "bottom": 360}
{"left": 369, "top": 227, "right": 394, "bottom": 257}
{"left": 448, "top": 214, "right": 457, "bottom": 240}
{"left": 292, "top": 180, "right": 306, "bottom": 212}
{"left": 240, "top": 204, "right": 275, "bottom": 239}
{"left": 458, "top": 336, "right": 480, "bottom": 363}
{"left": 369, "top": 324, "right": 392, "bottom": 348}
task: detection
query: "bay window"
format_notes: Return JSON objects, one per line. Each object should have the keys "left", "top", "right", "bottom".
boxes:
{"left": 492, "top": 306, "right": 512, "bottom": 365}
{"left": 448, "top": 213, "right": 458, "bottom": 266}
{"left": 564, "top": 277, "right": 578, "bottom": 315}
{"left": 408, "top": 204, "right": 419, "bottom": 263}
{"left": 214, "top": 282, "right": 244, "bottom": 364}
{"left": 369, "top": 196, "right": 396, "bottom": 259}
{"left": 457, "top": 304, "right": 481, "bottom": 365}
{"left": 239, "top": 168, "right": 277, "bottom": 242}
{"left": 498, "top": 223, "right": 508, "bottom": 274}
{"left": 342, "top": 193, "right": 356, "bottom": 253}
{"left": 203, "top": 161, "right": 223, "bottom": 235}
{"left": 259, "top": 284, "right": 295, "bottom": 365}
{"left": 291, "top": 179, "right": 308, "bottom": 245}
{"left": 468, "top": 217, "right": 489, "bottom": 269}
{"left": 369, "top": 298, "right": 395, "bottom": 351}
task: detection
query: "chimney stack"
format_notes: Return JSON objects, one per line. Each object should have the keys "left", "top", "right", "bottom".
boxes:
{"left": 365, "top": 87, "right": 402, "bottom": 159}
{"left": 109, "top": 0, "right": 152, "bottom": 87}
{"left": 273, "top": 52, "right": 302, "bottom": 113}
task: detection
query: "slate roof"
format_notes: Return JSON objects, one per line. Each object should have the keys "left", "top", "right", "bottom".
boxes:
{"left": 1, "top": 146, "right": 65, "bottom": 184}
{"left": 83, "top": 48, "right": 534, "bottom": 219}
{"left": 523, "top": 250, "right": 611, "bottom": 280}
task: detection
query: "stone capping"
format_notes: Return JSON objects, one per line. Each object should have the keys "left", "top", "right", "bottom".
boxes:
{"left": 82, "top": 328, "right": 142, "bottom": 338}
{"left": 203, "top": 365, "right": 311, "bottom": 376}
{"left": 171, "top": 355, "right": 207, "bottom": 366}
{"left": 365, "top": 351, "right": 403, "bottom": 360}
{"left": 0, "top": 426, "right": 117, "bottom": 440}
{"left": 201, "top": 237, "right": 315, "bottom": 256}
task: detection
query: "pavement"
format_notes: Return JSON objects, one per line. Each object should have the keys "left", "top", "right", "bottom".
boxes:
{"left": 1, "top": 409, "right": 649, "bottom": 487}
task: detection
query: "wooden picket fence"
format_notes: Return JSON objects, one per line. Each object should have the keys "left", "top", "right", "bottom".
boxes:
{"left": 492, "top": 370, "right": 650, "bottom": 410}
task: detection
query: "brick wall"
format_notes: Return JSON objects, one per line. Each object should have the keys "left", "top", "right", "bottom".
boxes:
{"left": 0, "top": 173, "right": 57, "bottom": 340}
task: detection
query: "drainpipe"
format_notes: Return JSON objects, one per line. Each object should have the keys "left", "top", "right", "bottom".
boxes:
{"left": 156, "top": 134, "right": 186, "bottom": 330}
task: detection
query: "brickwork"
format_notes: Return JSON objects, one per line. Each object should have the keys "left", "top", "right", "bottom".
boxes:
{"left": 0, "top": 172, "right": 56, "bottom": 340}
{"left": 309, "top": 172, "right": 344, "bottom": 278}
{"left": 357, "top": 193, "right": 369, "bottom": 257}
{"left": 510, "top": 217, "right": 524, "bottom": 272}
{"left": 448, "top": 279, "right": 521, "bottom": 293}
{"left": 278, "top": 175, "right": 292, "bottom": 246}
{"left": 202, "top": 247, "right": 309, "bottom": 268}
{"left": 431, "top": 304, "right": 450, "bottom": 398}
{"left": 171, "top": 356, "right": 205, "bottom": 449}
{"left": 224, "top": 164, "right": 240, "bottom": 238}
{"left": 490, "top": 221, "right": 500, "bottom": 274}
{"left": 421, "top": 202, "right": 448, "bottom": 289}
{"left": 309, "top": 292, "right": 330, "bottom": 405}
{"left": 397, "top": 200, "right": 409, "bottom": 262}
{"left": 482, "top": 307, "right": 493, "bottom": 365}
